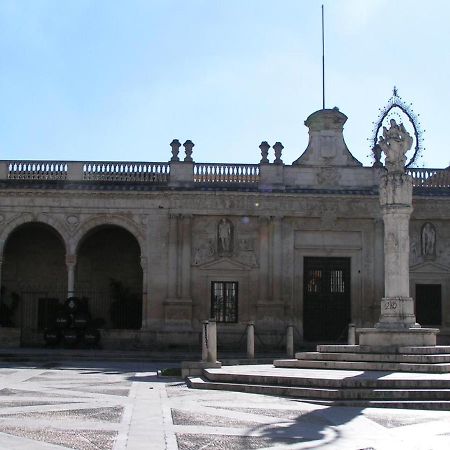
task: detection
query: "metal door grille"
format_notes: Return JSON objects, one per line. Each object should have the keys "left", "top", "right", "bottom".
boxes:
{"left": 303, "top": 257, "right": 351, "bottom": 341}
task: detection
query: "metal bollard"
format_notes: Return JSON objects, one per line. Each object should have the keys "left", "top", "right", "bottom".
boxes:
{"left": 207, "top": 319, "right": 217, "bottom": 363}
{"left": 348, "top": 323, "right": 356, "bottom": 345}
{"left": 247, "top": 321, "right": 255, "bottom": 359}
{"left": 286, "top": 325, "right": 294, "bottom": 358}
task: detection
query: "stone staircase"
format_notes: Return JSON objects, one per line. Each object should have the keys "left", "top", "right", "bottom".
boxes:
{"left": 187, "top": 345, "right": 450, "bottom": 410}
{"left": 274, "top": 345, "right": 450, "bottom": 374}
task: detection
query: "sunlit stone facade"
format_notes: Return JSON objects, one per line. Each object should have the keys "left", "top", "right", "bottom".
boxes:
{"left": 0, "top": 108, "right": 449, "bottom": 349}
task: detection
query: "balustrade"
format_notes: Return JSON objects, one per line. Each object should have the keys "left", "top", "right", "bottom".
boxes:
{"left": 82, "top": 161, "right": 170, "bottom": 183}
{"left": 194, "top": 163, "right": 259, "bottom": 184}
{"left": 408, "top": 168, "right": 450, "bottom": 187}
{"left": 7, "top": 161, "right": 68, "bottom": 180}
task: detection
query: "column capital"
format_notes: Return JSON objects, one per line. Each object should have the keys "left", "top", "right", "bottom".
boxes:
{"left": 65, "top": 254, "right": 77, "bottom": 266}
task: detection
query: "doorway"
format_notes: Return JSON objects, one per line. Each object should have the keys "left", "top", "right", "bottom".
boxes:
{"left": 416, "top": 284, "right": 442, "bottom": 326}
{"left": 303, "top": 257, "right": 351, "bottom": 341}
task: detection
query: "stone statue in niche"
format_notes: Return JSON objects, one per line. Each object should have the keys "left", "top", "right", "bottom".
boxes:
{"left": 378, "top": 119, "right": 413, "bottom": 172}
{"left": 421, "top": 222, "right": 436, "bottom": 259}
{"left": 409, "top": 238, "right": 419, "bottom": 265}
{"left": 218, "top": 218, "right": 233, "bottom": 255}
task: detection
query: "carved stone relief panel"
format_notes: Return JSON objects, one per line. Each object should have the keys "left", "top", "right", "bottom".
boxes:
{"left": 316, "top": 167, "right": 341, "bottom": 186}
{"left": 191, "top": 216, "right": 259, "bottom": 267}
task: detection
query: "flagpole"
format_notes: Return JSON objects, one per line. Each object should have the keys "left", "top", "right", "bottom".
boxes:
{"left": 322, "top": 4, "right": 325, "bottom": 109}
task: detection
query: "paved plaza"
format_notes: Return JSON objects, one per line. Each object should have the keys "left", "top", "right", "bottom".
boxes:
{"left": 0, "top": 359, "right": 449, "bottom": 449}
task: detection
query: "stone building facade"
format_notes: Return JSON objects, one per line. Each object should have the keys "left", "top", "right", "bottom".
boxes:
{"left": 0, "top": 108, "right": 449, "bottom": 349}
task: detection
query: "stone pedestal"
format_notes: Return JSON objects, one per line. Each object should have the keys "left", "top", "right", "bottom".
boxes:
{"left": 358, "top": 327, "right": 438, "bottom": 347}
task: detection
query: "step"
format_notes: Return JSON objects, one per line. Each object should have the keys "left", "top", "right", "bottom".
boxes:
{"left": 295, "top": 351, "right": 450, "bottom": 364}
{"left": 317, "top": 345, "right": 450, "bottom": 355}
{"left": 188, "top": 377, "right": 450, "bottom": 409}
{"left": 274, "top": 358, "right": 450, "bottom": 373}
{"left": 203, "top": 368, "right": 450, "bottom": 389}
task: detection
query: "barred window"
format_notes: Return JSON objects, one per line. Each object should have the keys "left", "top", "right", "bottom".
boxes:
{"left": 211, "top": 281, "right": 238, "bottom": 323}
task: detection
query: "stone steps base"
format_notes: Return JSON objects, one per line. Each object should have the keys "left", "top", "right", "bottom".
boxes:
{"left": 188, "top": 376, "right": 450, "bottom": 409}
{"left": 275, "top": 358, "right": 450, "bottom": 373}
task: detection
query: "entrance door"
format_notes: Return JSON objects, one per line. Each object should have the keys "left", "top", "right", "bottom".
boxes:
{"left": 303, "top": 257, "right": 351, "bottom": 341}
{"left": 416, "top": 284, "right": 442, "bottom": 326}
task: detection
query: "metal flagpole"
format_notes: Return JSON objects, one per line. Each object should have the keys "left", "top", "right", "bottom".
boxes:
{"left": 322, "top": 4, "right": 325, "bottom": 110}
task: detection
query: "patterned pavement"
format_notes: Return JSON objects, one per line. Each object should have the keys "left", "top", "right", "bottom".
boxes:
{"left": 0, "top": 360, "right": 450, "bottom": 449}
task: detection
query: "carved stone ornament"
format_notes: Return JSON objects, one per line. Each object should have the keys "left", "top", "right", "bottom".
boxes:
{"left": 192, "top": 238, "right": 216, "bottom": 265}
{"left": 421, "top": 222, "right": 436, "bottom": 259}
{"left": 316, "top": 167, "right": 341, "bottom": 186}
{"left": 378, "top": 119, "right": 413, "bottom": 172}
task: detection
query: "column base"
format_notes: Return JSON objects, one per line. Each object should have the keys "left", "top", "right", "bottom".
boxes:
{"left": 375, "top": 297, "right": 419, "bottom": 329}
{"left": 357, "top": 327, "right": 439, "bottom": 347}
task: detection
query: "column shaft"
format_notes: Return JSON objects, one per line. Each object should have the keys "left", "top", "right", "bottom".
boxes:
{"left": 181, "top": 215, "right": 192, "bottom": 299}
{"left": 258, "top": 217, "right": 270, "bottom": 302}
{"left": 167, "top": 214, "right": 178, "bottom": 299}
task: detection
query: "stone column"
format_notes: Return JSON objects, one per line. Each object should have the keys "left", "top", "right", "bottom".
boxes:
{"left": 66, "top": 255, "right": 77, "bottom": 298}
{"left": 358, "top": 119, "right": 438, "bottom": 347}
{"left": 181, "top": 215, "right": 192, "bottom": 300}
{"left": 167, "top": 214, "right": 179, "bottom": 300}
{"left": 258, "top": 217, "right": 270, "bottom": 303}
{"left": 140, "top": 256, "right": 149, "bottom": 329}
{"left": 271, "top": 216, "right": 282, "bottom": 302}
{"left": 375, "top": 172, "right": 417, "bottom": 329}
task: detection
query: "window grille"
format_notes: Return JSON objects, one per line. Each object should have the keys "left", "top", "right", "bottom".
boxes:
{"left": 211, "top": 281, "right": 238, "bottom": 323}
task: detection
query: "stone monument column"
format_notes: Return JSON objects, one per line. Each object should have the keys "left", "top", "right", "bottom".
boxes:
{"left": 358, "top": 119, "right": 438, "bottom": 347}
{"left": 376, "top": 171, "right": 417, "bottom": 329}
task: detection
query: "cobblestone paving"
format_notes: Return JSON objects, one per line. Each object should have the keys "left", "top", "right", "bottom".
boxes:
{"left": 0, "top": 361, "right": 450, "bottom": 449}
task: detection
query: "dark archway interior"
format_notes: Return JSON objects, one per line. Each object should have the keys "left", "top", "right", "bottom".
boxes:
{"left": 76, "top": 225, "right": 143, "bottom": 328}
{"left": 1, "top": 222, "right": 67, "bottom": 328}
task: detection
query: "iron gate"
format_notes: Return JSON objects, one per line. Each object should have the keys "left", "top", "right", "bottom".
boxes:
{"left": 303, "top": 257, "right": 351, "bottom": 342}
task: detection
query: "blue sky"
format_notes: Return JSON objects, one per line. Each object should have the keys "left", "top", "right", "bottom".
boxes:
{"left": 0, "top": 0, "right": 449, "bottom": 167}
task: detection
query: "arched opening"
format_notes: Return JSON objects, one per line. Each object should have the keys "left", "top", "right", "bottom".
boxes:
{"left": 1, "top": 222, "right": 67, "bottom": 335}
{"left": 75, "top": 225, "right": 143, "bottom": 329}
